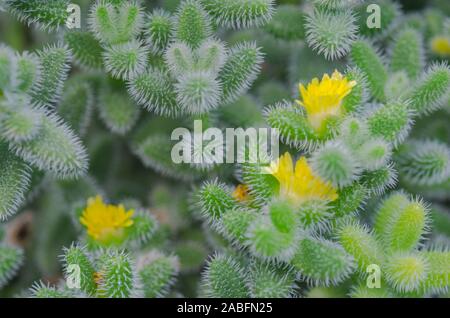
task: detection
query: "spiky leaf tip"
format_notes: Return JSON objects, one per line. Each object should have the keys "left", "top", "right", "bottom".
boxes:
{"left": 175, "top": 71, "right": 221, "bottom": 114}
{"left": 30, "top": 281, "right": 73, "bottom": 298}
{"left": 64, "top": 31, "right": 105, "bottom": 70}
{"left": 296, "top": 200, "right": 331, "bottom": 232}
{"left": 174, "top": 0, "right": 212, "bottom": 49}
{"left": 264, "top": 4, "right": 305, "bottom": 41}
{"left": 408, "top": 62, "right": 450, "bottom": 116}
{"left": 385, "top": 252, "right": 429, "bottom": 294}
{"left": 0, "top": 142, "right": 31, "bottom": 220}
{"left": 196, "top": 180, "right": 238, "bottom": 223}
{"left": 248, "top": 216, "right": 298, "bottom": 261}
{"left": 0, "top": 95, "right": 42, "bottom": 143}
{"left": 5, "top": 0, "right": 70, "bottom": 31}
{"left": 89, "top": 0, "right": 144, "bottom": 45}
{"left": 355, "top": 138, "right": 392, "bottom": 171}
{"left": 389, "top": 28, "right": 425, "bottom": 79}
{"left": 264, "top": 102, "right": 317, "bottom": 151}
{"left": 342, "top": 67, "right": 369, "bottom": 114}
{"left": 374, "top": 193, "right": 429, "bottom": 252}
{"left": 137, "top": 251, "right": 179, "bottom": 298}
{"left": 335, "top": 220, "right": 383, "bottom": 274}
{"left": 218, "top": 42, "right": 263, "bottom": 105}
{"left": 11, "top": 111, "right": 88, "bottom": 179}
{"left": 62, "top": 244, "right": 96, "bottom": 296}
{"left": 127, "top": 67, "right": 180, "bottom": 117}
{"left": 219, "top": 207, "right": 257, "bottom": 245}
{"left": 329, "top": 182, "right": 367, "bottom": 218}
{"left": 350, "top": 40, "right": 388, "bottom": 102}
{"left": 145, "top": 9, "right": 174, "bottom": 55}
{"left": 32, "top": 44, "right": 71, "bottom": 106}
{"left": 310, "top": 140, "right": 360, "bottom": 188}
{"left": 98, "top": 89, "right": 140, "bottom": 135}
{"left": 97, "top": 250, "right": 134, "bottom": 298}
{"left": 396, "top": 140, "right": 450, "bottom": 187}
{"left": 367, "top": 101, "right": 413, "bottom": 147}
{"left": 196, "top": 38, "right": 228, "bottom": 74}
{"left": 248, "top": 261, "right": 296, "bottom": 298}
{"left": 0, "top": 244, "right": 24, "bottom": 288}
{"left": 359, "top": 164, "right": 397, "bottom": 196}
{"left": 103, "top": 40, "right": 149, "bottom": 80}
{"left": 164, "top": 41, "right": 195, "bottom": 77}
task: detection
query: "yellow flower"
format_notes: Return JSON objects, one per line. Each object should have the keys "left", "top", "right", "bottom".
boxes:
{"left": 296, "top": 70, "right": 356, "bottom": 132}
{"left": 233, "top": 184, "right": 251, "bottom": 202}
{"left": 80, "top": 195, "right": 134, "bottom": 245}
{"left": 266, "top": 152, "right": 338, "bottom": 203}
{"left": 431, "top": 36, "right": 450, "bottom": 57}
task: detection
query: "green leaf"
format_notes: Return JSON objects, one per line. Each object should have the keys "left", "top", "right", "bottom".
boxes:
{"left": 0, "top": 244, "right": 24, "bottom": 288}
{"left": 407, "top": 63, "right": 450, "bottom": 116}
{"left": 385, "top": 252, "right": 428, "bottom": 294}
{"left": 201, "top": 254, "right": 250, "bottom": 298}
{"left": 137, "top": 251, "right": 179, "bottom": 298}
{"left": 145, "top": 9, "right": 174, "bottom": 55}
{"left": 396, "top": 140, "right": 450, "bottom": 187}
{"left": 32, "top": 45, "right": 71, "bottom": 106}
{"left": 264, "top": 4, "right": 305, "bottom": 41}
{"left": 103, "top": 40, "right": 149, "bottom": 80}
{"left": 201, "top": 0, "right": 275, "bottom": 29}
{"left": 98, "top": 87, "right": 140, "bottom": 135}
{"left": 127, "top": 67, "right": 181, "bottom": 117}
{"left": 174, "top": 0, "right": 211, "bottom": 49}
{"left": 62, "top": 245, "right": 97, "bottom": 296}
{"left": 58, "top": 77, "right": 94, "bottom": 136}
{"left": 389, "top": 28, "right": 424, "bottom": 79}
{"left": 305, "top": 8, "right": 358, "bottom": 60}
{"left": 64, "top": 31, "right": 105, "bottom": 70}
{"left": 248, "top": 261, "right": 296, "bottom": 298}
{"left": 0, "top": 95, "right": 42, "bottom": 143}
{"left": 350, "top": 40, "right": 388, "bottom": 101}
{"left": 290, "top": 236, "right": 355, "bottom": 286}
{"left": 89, "top": 0, "right": 144, "bottom": 45}
{"left": 367, "top": 101, "right": 412, "bottom": 147}
{"left": 336, "top": 220, "right": 383, "bottom": 274}
{"left": 218, "top": 42, "right": 263, "bottom": 104}
{"left": 97, "top": 250, "right": 134, "bottom": 298}
{"left": 374, "top": 193, "right": 429, "bottom": 252}
{"left": 6, "top": 0, "right": 70, "bottom": 31}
